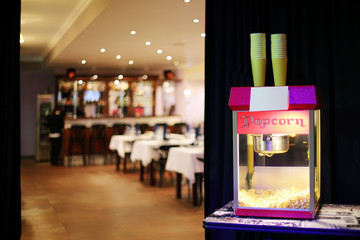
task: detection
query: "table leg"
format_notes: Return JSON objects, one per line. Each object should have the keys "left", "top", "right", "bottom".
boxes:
{"left": 140, "top": 162, "right": 144, "bottom": 182}
{"left": 123, "top": 155, "right": 127, "bottom": 173}
{"left": 150, "top": 160, "right": 155, "bottom": 186}
{"left": 176, "top": 173, "right": 182, "bottom": 199}
{"left": 116, "top": 155, "right": 120, "bottom": 171}
{"left": 192, "top": 174, "right": 200, "bottom": 206}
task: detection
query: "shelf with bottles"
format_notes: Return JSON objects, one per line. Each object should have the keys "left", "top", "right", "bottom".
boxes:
{"left": 57, "top": 78, "right": 106, "bottom": 118}
{"left": 56, "top": 75, "right": 180, "bottom": 119}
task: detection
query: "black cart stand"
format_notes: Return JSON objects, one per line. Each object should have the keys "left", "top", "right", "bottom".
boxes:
{"left": 203, "top": 201, "right": 360, "bottom": 237}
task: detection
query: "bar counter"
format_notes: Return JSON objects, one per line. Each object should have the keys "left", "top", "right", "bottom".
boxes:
{"left": 61, "top": 115, "right": 182, "bottom": 166}
{"left": 64, "top": 115, "right": 181, "bottom": 129}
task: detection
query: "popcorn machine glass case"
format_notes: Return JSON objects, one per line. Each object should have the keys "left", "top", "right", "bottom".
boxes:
{"left": 229, "top": 86, "right": 321, "bottom": 219}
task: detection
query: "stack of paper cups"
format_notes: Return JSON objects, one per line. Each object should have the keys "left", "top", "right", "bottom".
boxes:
{"left": 271, "top": 34, "right": 287, "bottom": 86}
{"left": 250, "top": 33, "right": 266, "bottom": 87}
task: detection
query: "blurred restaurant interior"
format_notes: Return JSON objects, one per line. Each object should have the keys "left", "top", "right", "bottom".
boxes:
{"left": 19, "top": 0, "right": 205, "bottom": 239}
{"left": 20, "top": 0, "right": 205, "bottom": 159}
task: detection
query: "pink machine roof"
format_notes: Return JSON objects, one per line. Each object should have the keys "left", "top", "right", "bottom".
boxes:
{"left": 228, "top": 85, "right": 321, "bottom": 111}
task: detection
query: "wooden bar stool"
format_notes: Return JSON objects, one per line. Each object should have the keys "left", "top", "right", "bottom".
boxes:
{"left": 89, "top": 124, "right": 107, "bottom": 165}
{"left": 173, "top": 122, "right": 187, "bottom": 135}
{"left": 68, "top": 125, "right": 87, "bottom": 166}
{"left": 136, "top": 123, "right": 149, "bottom": 134}
{"left": 112, "top": 123, "right": 127, "bottom": 135}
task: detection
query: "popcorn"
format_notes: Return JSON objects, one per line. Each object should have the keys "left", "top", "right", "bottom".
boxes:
{"left": 238, "top": 187, "right": 310, "bottom": 209}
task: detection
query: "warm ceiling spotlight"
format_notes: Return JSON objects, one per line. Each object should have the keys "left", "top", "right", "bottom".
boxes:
{"left": 81, "top": 60, "right": 86, "bottom": 64}
{"left": 145, "top": 41, "right": 151, "bottom": 46}
{"left": 142, "top": 74, "right": 148, "bottom": 80}
{"left": 157, "top": 49, "right": 163, "bottom": 54}
{"left": 184, "top": 89, "right": 192, "bottom": 96}
{"left": 100, "top": 48, "right": 106, "bottom": 53}
{"left": 130, "top": 30, "right": 136, "bottom": 35}
{"left": 163, "top": 81, "right": 170, "bottom": 88}
{"left": 20, "top": 33, "right": 24, "bottom": 43}
{"left": 184, "top": 0, "right": 190, "bottom": 3}
{"left": 93, "top": 74, "right": 98, "bottom": 79}
{"left": 166, "top": 56, "right": 172, "bottom": 61}
{"left": 114, "top": 80, "right": 120, "bottom": 85}
{"left": 118, "top": 74, "right": 123, "bottom": 79}
{"left": 193, "top": 18, "right": 200, "bottom": 23}
{"left": 78, "top": 80, "right": 84, "bottom": 85}
{"left": 201, "top": 33, "right": 206, "bottom": 37}
{"left": 116, "top": 55, "right": 121, "bottom": 59}
{"left": 129, "top": 60, "right": 134, "bottom": 65}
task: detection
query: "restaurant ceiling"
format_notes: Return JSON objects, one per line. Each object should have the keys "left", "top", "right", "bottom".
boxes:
{"left": 20, "top": 0, "right": 205, "bottom": 75}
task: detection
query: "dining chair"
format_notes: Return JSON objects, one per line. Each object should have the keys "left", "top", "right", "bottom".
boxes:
{"left": 195, "top": 157, "right": 204, "bottom": 205}
{"left": 154, "top": 123, "right": 168, "bottom": 140}
{"left": 154, "top": 144, "right": 180, "bottom": 187}
{"left": 187, "top": 157, "right": 204, "bottom": 206}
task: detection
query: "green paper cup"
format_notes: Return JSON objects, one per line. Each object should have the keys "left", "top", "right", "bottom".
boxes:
{"left": 250, "top": 33, "right": 266, "bottom": 59}
{"left": 251, "top": 59, "right": 267, "bottom": 86}
{"left": 272, "top": 58, "right": 287, "bottom": 86}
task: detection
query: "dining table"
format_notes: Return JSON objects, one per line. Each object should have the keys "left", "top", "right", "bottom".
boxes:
{"left": 108, "top": 132, "right": 154, "bottom": 172}
{"left": 165, "top": 144, "right": 204, "bottom": 206}
{"left": 130, "top": 134, "right": 196, "bottom": 185}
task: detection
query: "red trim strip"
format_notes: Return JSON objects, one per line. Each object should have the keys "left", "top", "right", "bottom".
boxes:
{"left": 228, "top": 85, "right": 321, "bottom": 111}
{"left": 234, "top": 208, "right": 315, "bottom": 219}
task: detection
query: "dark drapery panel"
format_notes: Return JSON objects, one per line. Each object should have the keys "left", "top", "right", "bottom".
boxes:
{"left": 205, "top": 0, "right": 360, "bottom": 239}
{"left": 1, "top": 1, "right": 21, "bottom": 239}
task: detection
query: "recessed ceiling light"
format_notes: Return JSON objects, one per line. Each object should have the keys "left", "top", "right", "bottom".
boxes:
{"left": 166, "top": 56, "right": 172, "bottom": 61}
{"left": 93, "top": 74, "right": 98, "bottom": 79}
{"left": 201, "top": 33, "right": 206, "bottom": 37}
{"left": 130, "top": 30, "right": 136, "bottom": 35}
{"left": 81, "top": 60, "right": 86, "bottom": 64}
{"left": 114, "top": 80, "right": 120, "bottom": 85}
{"left": 193, "top": 19, "right": 200, "bottom": 23}
{"left": 116, "top": 55, "right": 121, "bottom": 59}
{"left": 145, "top": 41, "right": 151, "bottom": 46}
{"left": 100, "top": 48, "right": 106, "bottom": 53}
{"left": 118, "top": 74, "right": 124, "bottom": 79}
{"left": 184, "top": 89, "right": 192, "bottom": 96}
{"left": 184, "top": 0, "right": 190, "bottom": 3}
{"left": 78, "top": 80, "right": 84, "bottom": 84}
{"left": 163, "top": 81, "right": 170, "bottom": 88}
{"left": 20, "top": 33, "right": 24, "bottom": 43}
{"left": 157, "top": 49, "right": 163, "bottom": 54}
{"left": 129, "top": 60, "right": 134, "bottom": 65}
{"left": 142, "top": 74, "right": 148, "bottom": 80}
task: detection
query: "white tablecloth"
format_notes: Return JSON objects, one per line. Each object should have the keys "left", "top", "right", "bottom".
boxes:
{"left": 130, "top": 137, "right": 195, "bottom": 167}
{"left": 165, "top": 146, "right": 204, "bottom": 184}
{"left": 109, "top": 133, "right": 153, "bottom": 158}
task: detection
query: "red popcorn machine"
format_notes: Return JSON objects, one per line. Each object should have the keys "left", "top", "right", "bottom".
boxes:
{"left": 227, "top": 34, "right": 321, "bottom": 219}
{"left": 228, "top": 86, "right": 321, "bottom": 219}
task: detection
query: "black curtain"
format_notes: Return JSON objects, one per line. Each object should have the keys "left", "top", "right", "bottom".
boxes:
{"left": 1, "top": 1, "right": 21, "bottom": 239}
{"left": 204, "top": 0, "right": 360, "bottom": 239}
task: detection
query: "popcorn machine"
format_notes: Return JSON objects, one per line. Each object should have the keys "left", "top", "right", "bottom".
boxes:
{"left": 229, "top": 86, "right": 321, "bottom": 219}
{"left": 227, "top": 33, "right": 321, "bottom": 219}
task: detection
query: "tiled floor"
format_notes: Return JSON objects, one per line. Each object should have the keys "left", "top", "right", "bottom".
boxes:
{"left": 20, "top": 158, "right": 204, "bottom": 240}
